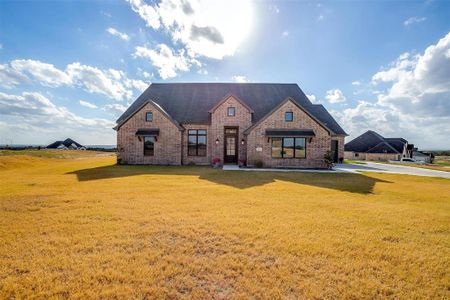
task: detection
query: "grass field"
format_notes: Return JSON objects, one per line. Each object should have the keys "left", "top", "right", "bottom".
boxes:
{"left": 0, "top": 151, "right": 449, "bottom": 298}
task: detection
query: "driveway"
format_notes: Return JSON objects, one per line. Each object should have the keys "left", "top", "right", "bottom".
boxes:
{"left": 336, "top": 162, "right": 450, "bottom": 179}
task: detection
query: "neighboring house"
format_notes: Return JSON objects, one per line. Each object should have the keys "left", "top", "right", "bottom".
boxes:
{"left": 344, "top": 130, "right": 413, "bottom": 161}
{"left": 47, "top": 138, "right": 85, "bottom": 150}
{"left": 115, "top": 83, "right": 347, "bottom": 168}
{"left": 412, "top": 149, "right": 433, "bottom": 163}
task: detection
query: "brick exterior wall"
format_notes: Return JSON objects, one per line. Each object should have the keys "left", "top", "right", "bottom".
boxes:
{"left": 209, "top": 96, "right": 253, "bottom": 164}
{"left": 246, "top": 100, "right": 331, "bottom": 168}
{"left": 117, "top": 102, "right": 182, "bottom": 165}
{"left": 345, "top": 151, "right": 400, "bottom": 161}
{"left": 117, "top": 97, "right": 345, "bottom": 168}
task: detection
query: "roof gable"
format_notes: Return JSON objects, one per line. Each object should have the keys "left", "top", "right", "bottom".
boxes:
{"left": 115, "top": 100, "right": 184, "bottom": 131}
{"left": 208, "top": 93, "right": 254, "bottom": 113}
{"left": 243, "top": 97, "right": 332, "bottom": 135}
{"left": 344, "top": 130, "right": 385, "bottom": 152}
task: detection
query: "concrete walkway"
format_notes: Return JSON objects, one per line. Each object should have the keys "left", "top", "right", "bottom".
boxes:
{"left": 223, "top": 162, "right": 450, "bottom": 179}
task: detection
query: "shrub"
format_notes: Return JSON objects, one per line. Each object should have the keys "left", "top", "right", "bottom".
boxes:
{"left": 212, "top": 158, "right": 221, "bottom": 167}
{"left": 323, "top": 151, "right": 334, "bottom": 169}
{"left": 254, "top": 160, "right": 263, "bottom": 168}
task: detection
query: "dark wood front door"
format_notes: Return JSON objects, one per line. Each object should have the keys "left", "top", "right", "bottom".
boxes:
{"left": 224, "top": 127, "right": 238, "bottom": 164}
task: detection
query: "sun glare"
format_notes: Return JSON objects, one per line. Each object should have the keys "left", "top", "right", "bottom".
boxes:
{"left": 187, "top": 0, "right": 254, "bottom": 59}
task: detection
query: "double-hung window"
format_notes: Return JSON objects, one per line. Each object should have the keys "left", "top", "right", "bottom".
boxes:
{"left": 188, "top": 130, "right": 207, "bottom": 156}
{"left": 271, "top": 137, "right": 306, "bottom": 158}
{"left": 146, "top": 112, "right": 153, "bottom": 122}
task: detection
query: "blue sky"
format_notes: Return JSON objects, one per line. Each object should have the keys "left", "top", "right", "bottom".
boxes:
{"left": 0, "top": 0, "right": 449, "bottom": 149}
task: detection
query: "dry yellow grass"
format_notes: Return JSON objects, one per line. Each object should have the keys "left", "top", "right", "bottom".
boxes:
{"left": 0, "top": 151, "right": 449, "bottom": 299}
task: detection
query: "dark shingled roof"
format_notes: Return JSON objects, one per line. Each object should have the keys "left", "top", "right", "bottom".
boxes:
{"left": 344, "top": 131, "right": 386, "bottom": 152}
{"left": 46, "top": 138, "right": 83, "bottom": 149}
{"left": 366, "top": 142, "right": 399, "bottom": 154}
{"left": 345, "top": 131, "right": 410, "bottom": 154}
{"left": 116, "top": 83, "right": 347, "bottom": 135}
{"left": 385, "top": 138, "right": 407, "bottom": 153}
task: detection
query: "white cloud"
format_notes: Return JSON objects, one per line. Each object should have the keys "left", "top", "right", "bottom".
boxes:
{"left": 0, "top": 91, "right": 115, "bottom": 144}
{"left": 0, "top": 44, "right": 3, "bottom": 50}
{"left": 0, "top": 58, "right": 145, "bottom": 101}
{"left": 404, "top": 17, "right": 426, "bottom": 26}
{"left": 128, "top": 0, "right": 254, "bottom": 60}
{"left": 269, "top": 5, "right": 280, "bottom": 13}
{"left": 10, "top": 59, "right": 72, "bottom": 87}
{"left": 351, "top": 81, "right": 361, "bottom": 86}
{"left": 79, "top": 100, "right": 98, "bottom": 109}
{"left": 338, "top": 31, "right": 450, "bottom": 149}
{"left": 124, "top": 79, "right": 149, "bottom": 92}
{"left": 232, "top": 75, "right": 250, "bottom": 83}
{"left": 306, "top": 94, "right": 317, "bottom": 103}
{"left": 282, "top": 31, "right": 289, "bottom": 37}
{"left": 142, "top": 71, "right": 152, "bottom": 78}
{"left": 134, "top": 44, "right": 199, "bottom": 79}
{"left": 0, "top": 63, "right": 30, "bottom": 89}
{"left": 371, "top": 52, "right": 417, "bottom": 84}
{"left": 106, "top": 27, "right": 130, "bottom": 41}
{"left": 103, "top": 103, "right": 128, "bottom": 116}
{"left": 317, "top": 14, "right": 324, "bottom": 22}
{"left": 325, "top": 89, "right": 346, "bottom": 103}
{"left": 67, "top": 63, "right": 132, "bottom": 100}
{"left": 128, "top": 0, "right": 161, "bottom": 29}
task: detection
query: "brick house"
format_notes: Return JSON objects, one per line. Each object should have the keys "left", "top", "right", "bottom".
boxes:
{"left": 115, "top": 83, "right": 347, "bottom": 168}
{"left": 344, "top": 130, "right": 414, "bottom": 161}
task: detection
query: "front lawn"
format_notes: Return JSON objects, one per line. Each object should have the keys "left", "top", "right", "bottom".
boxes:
{"left": 0, "top": 152, "right": 449, "bottom": 298}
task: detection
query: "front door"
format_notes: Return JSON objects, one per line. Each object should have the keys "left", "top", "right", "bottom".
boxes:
{"left": 224, "top": 127, "right": 238, "bottom": 164}
{"left": 331, "top": 140, "right": 339, "bottom": 163}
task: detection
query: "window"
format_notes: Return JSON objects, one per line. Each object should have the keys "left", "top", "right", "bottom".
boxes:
{"left": 271, "top": 137, "right": 306, "bottom": 158}
{"left": 227, "top": 107, "right": 235, "bottom": 116}
{"left": 146, "top": 112, "right": 153, "bottom": 122}
{"left": 188, "top": 129, "right": 207, "bottom": 156}
{"left": 143, "top": 136, "right": 154, "bottom": 156}
{"left": 285, "top": 111, "right": 293, "bottom": 122}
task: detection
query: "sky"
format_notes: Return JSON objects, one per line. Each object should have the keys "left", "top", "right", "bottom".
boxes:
{"left": 0, "top": 0, "right": 449, "bottom": 149}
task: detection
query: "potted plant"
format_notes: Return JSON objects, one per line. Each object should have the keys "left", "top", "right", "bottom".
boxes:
{"left": 238, "top": 159, "right": 246, "bottom": 167}
{"left": 212, "top": 157, "right": 221, "bottom": 168}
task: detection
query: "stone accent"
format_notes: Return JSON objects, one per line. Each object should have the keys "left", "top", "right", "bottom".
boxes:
{"left": 246, "top": 99, "right": 331, "bottom": 168}
{"left": 209, "top": 95, "right": 253, "bottom": 164}
{"left": 117, "top": 102, "right": 182, "bottom": 165}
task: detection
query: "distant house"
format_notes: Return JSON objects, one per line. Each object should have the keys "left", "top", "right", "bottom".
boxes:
{"left": 46, "top": 138, "right": 85, "bottom": 150}
{"left": 114, "top": 83, "right": 347, "bottom": 168}
{"left": 412, "top": 149, "right": 433, "bottom": 163}
{"left": 344, "top": 130, "right": 413, "bottom": 161}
